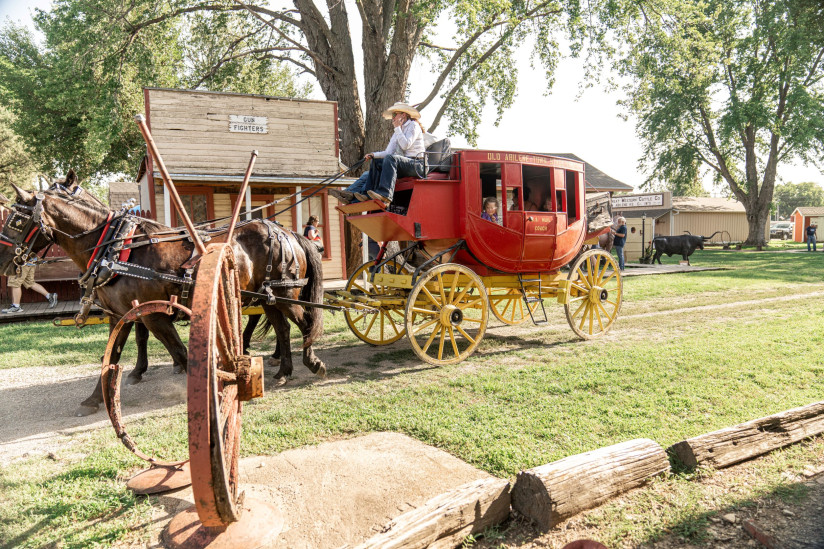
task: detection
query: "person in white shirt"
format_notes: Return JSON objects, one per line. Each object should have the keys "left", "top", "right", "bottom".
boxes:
{"left": 329, "top": 102, "right": 426, "bottom": 205}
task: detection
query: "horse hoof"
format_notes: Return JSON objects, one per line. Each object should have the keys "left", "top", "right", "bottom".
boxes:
{"left": 173, "top": 365, "right": 185, "bottom": 374}
{"left": 75, "top": 404, "right": 99, "bottom": 417}
{"left": 274, "top": 376, "right": 288, "bottom": 387}
{"left": 125, "top": 375, "right": 142, "bottom": 386}
{"left": 314, "top": 363, "right": 327, "bottom": 378}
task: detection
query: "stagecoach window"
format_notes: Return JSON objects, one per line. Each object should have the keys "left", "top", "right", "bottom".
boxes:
{"left": 505, "top": 187, "right": 518, "bottom": 213}
{"left": 566, "top": 170, "right": 578, "bottom": 221}
{"left": 522, "top": 165, "right": 551, "bottom": 211}
{"left": 480, "top": 163, "right": 502, "bottom": 219}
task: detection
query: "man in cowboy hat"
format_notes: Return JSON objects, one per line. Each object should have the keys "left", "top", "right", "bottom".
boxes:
{"left": 329, "top": 102, "right": 425, "bottom": 205}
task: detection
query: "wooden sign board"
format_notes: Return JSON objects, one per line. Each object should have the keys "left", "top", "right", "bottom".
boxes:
{"left": 229, "top": 115, "right": 268, "bottom": 134}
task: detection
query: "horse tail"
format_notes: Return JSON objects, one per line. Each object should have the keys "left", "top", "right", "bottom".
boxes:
{"left": 294, "top": 233, "right": 324, "bottom": 347}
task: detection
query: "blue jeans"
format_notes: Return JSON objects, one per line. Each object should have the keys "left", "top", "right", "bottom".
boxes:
{"left": 808, "top": 235, "right": 817, "bottom": 251}
{"left": 613, "top": 245, "right": 625, "bottom": 270}
{"left": 345, "top": 158, "right": 384, "bottom": 196}
{"left": 369, "top": 155, "right": 424, "bottom": 201}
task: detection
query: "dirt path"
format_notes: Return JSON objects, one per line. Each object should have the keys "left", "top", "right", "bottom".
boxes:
{"left": 1, "top": 288, "right": 821, "bottom": 464}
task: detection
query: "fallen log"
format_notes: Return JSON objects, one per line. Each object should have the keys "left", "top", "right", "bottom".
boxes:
{"left": 668, "top": 400, "right": 824, "bottom": 470}
{"left": 511, "top": 439, "right": 669, "bottom": 530}
{"left": 352, "top": 477, "right": 511, "bottom": 549}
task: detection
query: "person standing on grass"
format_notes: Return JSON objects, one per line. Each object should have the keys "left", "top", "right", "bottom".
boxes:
{"left": 2, "top": 261, "right": 58, "bottom": 313}
{"left": 611, "top": 217, "right": 628, "bottom": 271}
{"left": 806, "top": 223, "right": 817, "bottom": 252}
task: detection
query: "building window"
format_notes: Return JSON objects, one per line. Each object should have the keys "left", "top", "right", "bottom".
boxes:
{"left": 172, "top": 188, "right": 214, "bottom": 227}
{"left": 299, "top": 188, "right": 331, "bottom": 259}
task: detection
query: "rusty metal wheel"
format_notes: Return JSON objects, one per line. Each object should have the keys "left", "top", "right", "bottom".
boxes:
{"left": 187, "top": 243, "right": 246, "bottom": 526}
{"left": 101, "top": 297, "right": 193, "bottom": 495}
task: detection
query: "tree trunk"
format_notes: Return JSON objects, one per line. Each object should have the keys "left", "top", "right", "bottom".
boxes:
{"left": 744, "top": 200, "right": 770, "bottom": 247}
{"left": 294, "top": 1, "right": 424, "bottom": 277}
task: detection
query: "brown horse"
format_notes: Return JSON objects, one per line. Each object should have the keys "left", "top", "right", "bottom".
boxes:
{"left": 0, "top": 173, "right": 325, "bottom": 416}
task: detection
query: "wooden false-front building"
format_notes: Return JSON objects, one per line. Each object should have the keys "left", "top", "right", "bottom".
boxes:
{"left": 137, "top": 88, "right": 348, "bottom": 280}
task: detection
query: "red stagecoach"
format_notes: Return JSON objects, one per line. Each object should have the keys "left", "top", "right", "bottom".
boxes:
{"left": 331, "top": 149, "right": 622, "bottom": 365}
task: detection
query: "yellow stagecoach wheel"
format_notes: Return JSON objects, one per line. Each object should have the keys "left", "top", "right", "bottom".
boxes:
{"left": 488, "top": 286, "right": 540, "bottom": 325}
{"left": 405, "top": 264, "right": 489, "bottom": 365}
{"left": 564, "top": 249, "right": 622, "bottom": 339}
{"left": 344, "top": 259, "right": 407, "bottom": 345}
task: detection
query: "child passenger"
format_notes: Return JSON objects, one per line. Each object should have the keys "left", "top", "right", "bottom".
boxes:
{"left": 481, "top": 197, "right": 499, "bottom": 223}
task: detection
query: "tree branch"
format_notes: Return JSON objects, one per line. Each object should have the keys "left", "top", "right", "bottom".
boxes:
{"left": 232, "top": 0, "right": 341, "bottom": 76}
{"left": 193, "top": 46, "right": 304, "bottom": 87}
{"left": 698, "top": 104, "right": 742, "bottom": 197}
{"left": 417, "top": 1, "right": 561, "bottom": 113}
{"left": 428, "top": 32, "right": 509, "bottom": 132}
{"left": 420, "top": 41, "right": 458, "bottom": 52}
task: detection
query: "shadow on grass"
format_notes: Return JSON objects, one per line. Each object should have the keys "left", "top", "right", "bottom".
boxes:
{"left": 0, "top": 465, "right": 137, "bottom": 549}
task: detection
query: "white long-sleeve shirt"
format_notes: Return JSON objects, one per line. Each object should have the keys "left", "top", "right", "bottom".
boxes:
{"left": 372, "top": 120, "right": 425, "bottom": 159}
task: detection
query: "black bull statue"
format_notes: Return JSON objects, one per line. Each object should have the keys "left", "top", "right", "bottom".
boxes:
{"left": 652, "top": 231, "right": 721, "bottom": 265}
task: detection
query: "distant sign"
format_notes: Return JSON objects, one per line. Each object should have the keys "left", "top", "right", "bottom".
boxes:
{"left": 612, "top": 194, "right": 664, "bottom": 209}
{"left": 229, "top": 115, "right": 268, "bottom": 134}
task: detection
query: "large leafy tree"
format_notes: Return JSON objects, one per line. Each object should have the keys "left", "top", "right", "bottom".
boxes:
{"left": 773, "top": 181, "right": 824, "bottom": 218}
{"left": 609, "top": 0, "right": 824, "bottom": 246}
{"left": 0, "top": 106, "right": 39, "bottom": 198}
{"left": 0, "top": 7, "right": 308, "bottom": 181}
{"left": 4, "top": 0, "right": 591, "bottom": 272}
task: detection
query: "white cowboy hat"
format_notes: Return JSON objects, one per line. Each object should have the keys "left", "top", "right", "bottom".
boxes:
{"left": 382, "top": 102, "right": 421, "bottom": 120}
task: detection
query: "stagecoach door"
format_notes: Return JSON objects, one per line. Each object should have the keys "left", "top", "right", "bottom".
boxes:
{"left": 520, "top": 165, "right": 557, "bottom": 262}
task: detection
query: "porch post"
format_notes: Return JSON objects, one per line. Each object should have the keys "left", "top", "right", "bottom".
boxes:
{"left": 163, "top": 182, "right": 171, "bottom": 226}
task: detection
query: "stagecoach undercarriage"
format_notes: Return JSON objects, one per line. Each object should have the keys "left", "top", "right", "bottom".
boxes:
{"left": 329, "top": 241, "right": 623, "bottom": 366}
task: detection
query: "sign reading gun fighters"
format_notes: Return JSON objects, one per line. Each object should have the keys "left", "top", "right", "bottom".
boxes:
{"left": 229, "top": 115, "right": 268, "bottom": 134}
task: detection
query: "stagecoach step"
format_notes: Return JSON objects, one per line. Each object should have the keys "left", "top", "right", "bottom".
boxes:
{"left": 517, "top": 273, "right": 549, "bottom": 326}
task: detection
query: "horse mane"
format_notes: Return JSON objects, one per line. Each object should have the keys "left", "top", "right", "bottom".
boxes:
{"left": 46, "top": 185, "right": 167, "bottom": 235}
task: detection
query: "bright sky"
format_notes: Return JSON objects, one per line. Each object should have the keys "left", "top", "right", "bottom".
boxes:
{"left": 2, "top": 0, "right": 821, "bottom": 193}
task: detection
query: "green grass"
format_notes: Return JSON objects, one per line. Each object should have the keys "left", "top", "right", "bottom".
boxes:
{"left": 0, "top": 322, "right": 184, "bottom": 370}
{"left": 1, "top": 248, "right": 824, "bottom": 547}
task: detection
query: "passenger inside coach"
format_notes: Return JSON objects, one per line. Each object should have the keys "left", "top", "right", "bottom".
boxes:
{"left": 481, "top": 197, "right": 500, "bottom": 224}
{"left": 522, "top": 185, "right": 539, "bottom": 211}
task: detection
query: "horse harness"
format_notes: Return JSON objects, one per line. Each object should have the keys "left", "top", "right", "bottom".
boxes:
{"left": 0, "top": 194, "right": 49, "bottom": 273}
{"left": 73, "top": 214, "right": 307, "bottom": 325}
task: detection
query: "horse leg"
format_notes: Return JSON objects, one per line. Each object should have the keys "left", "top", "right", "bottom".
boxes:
{"left": 76, "top": 319, "right": 133, "bottom": 417}
{"left": 264, "top": 307, "right": 293, "bottom": 385}
{"left": 125, "top": 321, "right": 150, "bottom": 385}
{"left": 242, "top": 314, "right": 260, "bottom": 354}
{"left": 243, "top": 313, "right": 280, "bottom": 365}
{"left": 285, "top": 304, "right": 326, "bottom": 378}
{"left": 141, "top": 314, "right": 188, "bottom": 375}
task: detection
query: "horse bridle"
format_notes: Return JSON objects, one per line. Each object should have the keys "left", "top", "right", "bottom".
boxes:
{"left": 0, "top": 193, "right": 51, "bottom": 270}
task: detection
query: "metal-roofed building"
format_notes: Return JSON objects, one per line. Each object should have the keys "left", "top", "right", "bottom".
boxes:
{"left": 546, "top": 153, "right": 634, "bottom": 193}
